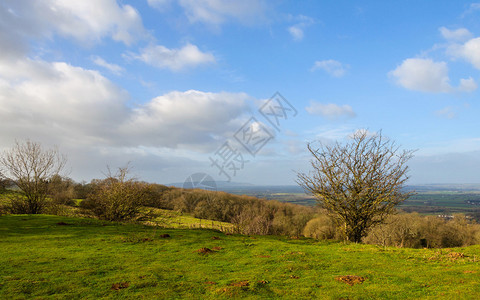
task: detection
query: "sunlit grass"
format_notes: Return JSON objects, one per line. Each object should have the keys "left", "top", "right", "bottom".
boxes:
{"left": 1, "top": 215, "right": 480, "bottom": 299}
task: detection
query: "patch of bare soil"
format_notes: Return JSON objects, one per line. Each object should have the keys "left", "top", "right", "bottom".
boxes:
{"left": 212, "top": 236, "right": 221, "bottom": 240}
{"left": 335, "top": 275, "right": 366, "bottom": 286}
{"left": 111, "top": 282, "right": 129, "bottom": 290}
{"left": 195, "top": 247, "right": 215, "bottom": 254}
{"left": 56, "top": 222, "right": 69, "bottom": 225}
{"left": 211, "top": 246, "right": 222, "bottom": 251}
{"left": 448, "top": 252, "right": 465, "bottom": 259}
{"left": 159, "top": 234, "right": 170, "bottom": 238}
{"left": 228, "top": 280, "right": 249, "bottom": 287}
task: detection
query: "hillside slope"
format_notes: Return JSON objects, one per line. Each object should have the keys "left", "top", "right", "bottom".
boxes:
{"left": 1, "top": 215, "right": 480, "bottom": 299}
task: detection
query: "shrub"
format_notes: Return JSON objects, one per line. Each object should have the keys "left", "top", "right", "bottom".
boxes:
{"left": 303, "top": 214, "right": 338, "bottom": 240}
{"left": 81, "top": 166, "right": 149, "bottom": 221}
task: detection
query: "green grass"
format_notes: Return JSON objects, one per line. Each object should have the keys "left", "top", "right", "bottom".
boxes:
{"left": 1, "top": 215, "right": 480, "bottom": 299}
{"left": 144, "top": 208, "right": 235, "bottom": 232}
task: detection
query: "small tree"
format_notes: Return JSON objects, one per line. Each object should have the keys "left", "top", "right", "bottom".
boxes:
{"left": 82, "top": 165, "right": 148, "bottom": 221}
{"left": 297, "top": 130, "right": 414, "bottom": 243}
{"left": 0, "top": 140, "right": 67, "bottom": 214}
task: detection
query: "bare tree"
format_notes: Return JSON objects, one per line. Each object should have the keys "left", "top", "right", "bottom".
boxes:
{"left": 0, "top": 140, "right": 67, "bottom": 214}
{"left": 297, "top": 130, "right": 414, "bottom": 243}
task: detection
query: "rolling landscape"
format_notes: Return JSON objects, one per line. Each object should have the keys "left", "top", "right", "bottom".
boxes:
{"left": 2, "top": 0, "right": 480, "bottom": 299}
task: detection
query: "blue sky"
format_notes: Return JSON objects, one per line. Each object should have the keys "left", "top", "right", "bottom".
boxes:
{"left": 1, "top": 0, "right": 480, "bottom": 185}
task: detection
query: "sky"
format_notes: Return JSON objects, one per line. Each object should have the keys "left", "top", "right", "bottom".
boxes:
{"left": 1, "top": 0, "right": 480, "bottom": 186}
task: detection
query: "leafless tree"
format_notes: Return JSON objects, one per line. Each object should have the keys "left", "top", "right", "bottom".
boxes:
{"left": 0, "top": 140, "right": 67, "bottom": 214}
{"left": 297, "top": 130, "right": 414, "bottom": 243}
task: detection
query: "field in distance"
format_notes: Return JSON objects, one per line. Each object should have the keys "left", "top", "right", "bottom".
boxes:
{"left": 1, "top": 214, "right": 480, "bottom": 299}
{"left": 218, "top": 184, "right": 480, "bottom": 216}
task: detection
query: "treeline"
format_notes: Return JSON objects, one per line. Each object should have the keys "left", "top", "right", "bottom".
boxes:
{"left": 304, "top": 212, "right": 480, "bottom": 248}
{"left": 141, "top": 187, "right": 315, "bottom": 236}
{"left": 3, "top": 174, "right": 480, "bottom": 248}
{"left": 1, "top": 174, "right": 315, "bottom": 237}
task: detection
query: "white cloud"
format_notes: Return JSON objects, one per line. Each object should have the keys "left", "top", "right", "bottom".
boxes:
{"left": 459, "top": 77, "right": 478, "bottom": 92}
{"left": 131, "top": 44, "right": 216, "bottom": 71}
{"left": 121, "top": 90, "right": 251, "bottom": 149}
{"left": 0, "top": 58, "right": 130, "bottom": 146}
{"left": 287, "top": 15, "right": 315, "bottom": 41}
{"left": 449, "top": 37, "right": 480, "bottom": 70}
{"left": 0, "top": 56, "right": 252, "bottom": 151}
{"left": 389, "top": 58, "right": 452, "bottom": 93}
{"left": 439, "top": 27, "right": 473, "bottom": 42}
{"left": 169, "top": 0, "right": 267, "bottom": 26}
{"left": 147, "top": 0, "right": 172, "bottom": 10}
{"left": 305, "top": 101, "right": 356, "bottom": 119}
{"left": 0, "top": 0, "right": 148, "bottom": 54}
{"left": 311, "top": 60, "right": 348, "bottom": 77}
{"left": 288, "top": 26, "right": 304, "bottom": 41}
{"left": 92, "top": 56, "right": 124, "bottom": 75}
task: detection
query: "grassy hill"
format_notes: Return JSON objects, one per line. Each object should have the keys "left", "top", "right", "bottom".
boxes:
{"left": 1, "top": 215, "right": 480, "bottom": 299}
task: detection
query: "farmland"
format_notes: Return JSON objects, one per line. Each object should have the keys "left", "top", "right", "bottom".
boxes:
{"left": 222, "top": 184, "right": 480, "bottom": 217}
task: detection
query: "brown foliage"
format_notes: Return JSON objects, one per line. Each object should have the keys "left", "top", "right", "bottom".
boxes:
{"left": 81, "top": 165, "right": 149, "bottom": 221}
{"left": 364, "top": 213, "right": 480, "bottom": 248}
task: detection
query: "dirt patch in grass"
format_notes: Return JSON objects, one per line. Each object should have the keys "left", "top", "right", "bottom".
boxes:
{"left": 195, "top": 247, "right": 215, "bottom": 254}
{"left": 212, "top": 236, "right": 221, "bottom": 240}
{"left": 229, "top": 280, "right": 249, "bottom": 287}
{"left": 159, "top": 234, "right": 170, "bottom": 238}
{"left": 111, "top": 282, "right": 129, "bottom": 290}
{"left": 56, "top": 222, "right": 69, "bottom": 226}
{"left": 335, "top": 275, "right": 366, "bottom": 286}
{"left": 205, "top": 281, "right": 217, "bottom": 285}
{"left": 211, "top": 246, "right": 222, "bottom": 251}
{"left": 448, "top": 252, "right": 465, "bottom": 259}
{"left": 463, "top": 270, "right": 477, "bottom": 274}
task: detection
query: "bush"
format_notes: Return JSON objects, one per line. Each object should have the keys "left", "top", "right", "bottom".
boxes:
{"left": 364, "top": 213, "right": 480, "bottom": 248}
{"left": 47, "top": 175, "right": 75, "bottom": 205}
{"left": 303, "top": 214, "right": 338, "bottom": 240}
{"left": 81, "top": 166, "right": 149, "bottom": 221}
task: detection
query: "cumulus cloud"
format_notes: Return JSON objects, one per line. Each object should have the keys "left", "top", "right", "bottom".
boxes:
{"left": 130, "top": 44, "right": 216, "bottom": 71}
{"left": 92, "top": 56, "right": 124, "bottom": 75}
{"left": 0, "top": 58, "right": 130, "bottom": 146}
{"left": 439, "top": 27, "right": 473, "bottom": 42}
{"left": 0, "top": 56, "right": 252, "bottom": 151}
{"left": 390, "top": 57, "right": 478, "bottom": 93}
{"left": 305, "top": 101, "right": 356, "bottom": 119}
{"left": 448, "top": 37, "right": 480, "bottom": 70}
{"left": 122, "top": 90, "right": 251, "bottom": 149}
{"left": 389, "top": 58, "right": 452, "bottom": 93}
{"left": 0, "top": 0, "right": 147, "bottom": 56}
{"left": 311, "top": 60, "right": 348, "bottom": 77}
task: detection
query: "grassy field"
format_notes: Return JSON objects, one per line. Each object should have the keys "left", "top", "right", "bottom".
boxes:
{"left": 144, "top": 208, "right": 235, "bottom": 232}
{"left": 1, "top": 215, "right": 480, "bottom": 299}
